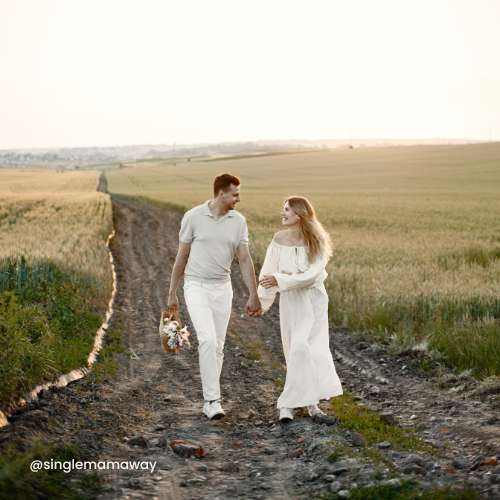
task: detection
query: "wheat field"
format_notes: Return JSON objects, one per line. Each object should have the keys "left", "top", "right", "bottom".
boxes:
{"left": 0, "top": 169, "right": 114, "bottom": 408}
{"left": 0, "top": 169, "right": 113, "bottom": 288}
{"left": 107, "top": 143, "right": 500, "bottom": 377}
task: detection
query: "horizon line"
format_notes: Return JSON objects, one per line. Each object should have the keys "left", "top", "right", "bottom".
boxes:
{"left": 0, "top": 136, "right": 493, "bottom": 153}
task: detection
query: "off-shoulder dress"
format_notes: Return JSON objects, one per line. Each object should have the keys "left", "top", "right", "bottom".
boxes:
{"left": 257, "top": 238, "right": 343, "bottom": 409}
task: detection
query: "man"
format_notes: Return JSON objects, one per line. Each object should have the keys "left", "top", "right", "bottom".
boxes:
{"left": 167, "top": 173, "right": 262, "bottom": 420}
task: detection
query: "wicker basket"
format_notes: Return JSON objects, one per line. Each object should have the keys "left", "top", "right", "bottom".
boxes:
{"left": 158, "top": 307, "right": 183, "bottom": 353}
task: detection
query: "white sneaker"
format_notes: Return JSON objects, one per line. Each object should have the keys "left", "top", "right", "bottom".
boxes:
{"left": 203, "top": 400, "right": 225, "bottom": 420}
{"left": 307, "top": 404, "right": 326, "bottom": 417}
{"left": 279, "top": 407, "right": 294, "bottom": 422}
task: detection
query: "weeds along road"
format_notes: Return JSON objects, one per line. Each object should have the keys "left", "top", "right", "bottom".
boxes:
{"left": 1, "top": 194, "right": 499, "bottom": 499}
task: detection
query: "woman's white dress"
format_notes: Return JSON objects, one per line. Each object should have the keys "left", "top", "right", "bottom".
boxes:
{"left": 257, "top": 239, "right": 343, "bottom": 409}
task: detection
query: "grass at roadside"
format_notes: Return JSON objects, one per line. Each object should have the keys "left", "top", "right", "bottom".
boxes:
{"left": 0, "top": 439, "right": 104, "bottom": 500}
{"left": 0, "top": 257, "right": 105, "bottom": 410}
{"left": 320, "top": 480, "right": 479, "bottom": 500}
{"left": 329, "top": 394, "right": 432, "bottom": 452}
{"left": 87, "top": 309, "right": 126, "bottom": 385}
{"left": 324, "top": 393, "right": 434, "bottom": 470}
{"left": 0, "top": 169, "right": 113, "bottom": 412}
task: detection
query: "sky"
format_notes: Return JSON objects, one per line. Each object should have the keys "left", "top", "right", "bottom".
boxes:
{"left": 1, "top": 0, "right": 500, "bottom": 149}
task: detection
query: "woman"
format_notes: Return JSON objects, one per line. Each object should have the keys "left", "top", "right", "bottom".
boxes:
{"left": 257, "top": 196, "right": 343, "bottom": 422}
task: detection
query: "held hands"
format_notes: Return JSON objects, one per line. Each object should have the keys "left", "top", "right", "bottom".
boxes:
{"left": 246, "top": 294, "right": 263, "bottom": 317}
{"left": 259, "top": 274, "right": 278, "bottom": 289}
{"left": 170, "top": 289, "right": 263, "bottom": 318}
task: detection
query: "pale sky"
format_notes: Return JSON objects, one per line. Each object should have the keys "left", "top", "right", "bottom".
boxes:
{"left": 1, "top": 0, "right": 500, "bottom": 149}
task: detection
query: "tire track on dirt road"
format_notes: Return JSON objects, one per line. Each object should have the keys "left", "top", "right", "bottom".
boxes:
{"left": 97, "top": 195, "right": 309, "bottom": 499}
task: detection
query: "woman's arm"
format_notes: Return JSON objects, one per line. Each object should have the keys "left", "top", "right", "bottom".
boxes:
{"left": 273, "top": 253, "right": 327, "bottom": 292}
{"left": 257, "top": 240, "right": 279, "bottom": 313}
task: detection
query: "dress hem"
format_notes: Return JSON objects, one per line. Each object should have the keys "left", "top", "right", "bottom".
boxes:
{"left": 277, "top": 390, "right": 343, "bottom": 409}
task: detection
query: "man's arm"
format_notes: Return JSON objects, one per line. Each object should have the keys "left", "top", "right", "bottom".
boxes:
{"left": 167, "top": 242, "right": 191, "bottom": 310}
{"left": 236, "top": 243, "right": 262, "bottom": 316}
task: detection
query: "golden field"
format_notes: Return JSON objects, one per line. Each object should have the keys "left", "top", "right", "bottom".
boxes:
{"left": 0, "top": 169, "right": 114, "bottom": 408}
{"left": 0, "top": 169, "right": 113, "bottom": 288}
{"left": 107, "top": 143, "right": 500, "bottom": 377}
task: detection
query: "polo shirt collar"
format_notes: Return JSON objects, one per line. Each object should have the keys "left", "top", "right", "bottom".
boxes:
{"left": 204, "top": 200, "right": 235, "bottom": 218}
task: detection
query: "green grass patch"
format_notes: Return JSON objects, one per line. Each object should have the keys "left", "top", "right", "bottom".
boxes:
{"left": 273, "top": 377, "right": 285, "bottom": 390}
{"left": 326, "top": 440, "right": 353, "bottom": 463}
{"left": 0, "top": 256, "right": 106, "bottom": 410}
{"left": 429, "top": 320, "right": 500, "bottom": 379}
{"left": 229, "top": 328, "right": 284, "bottom": 373}
{"left": 362, "top": 446, "right": 398, "bottom": 471}
{"left": 322, "top": 480, "right": 480, "bottom": 500}
{"left": 326, "top": 438, "right": 397, "bottom": 479}
{"left": 330, "top": 394, "right": 431, "bottom": 452}
{"left": 330, "top": 291, "right": 500, "bottom": 379}
{"left": 330, "top": 293, "right": 500, "bottom": 337}
{"left": 246, "top": 350, "right": 262, "bottom": 361}
{"left": 87, "top": 322, "right": 125, "bottom": 384}
{"left": 0, "top": 440, "right": 103, "bottom": 500}
{"left": 326, "top": 432, "right": 396, "bottom": 472}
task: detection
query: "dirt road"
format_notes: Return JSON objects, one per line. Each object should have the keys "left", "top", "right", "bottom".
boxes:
{"left": 1, "top": 195, "right": 499, "bottom": 499}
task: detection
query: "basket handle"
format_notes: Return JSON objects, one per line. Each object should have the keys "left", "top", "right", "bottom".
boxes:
{"left": 165, "top": 304, "right": 182, "bottom": 325}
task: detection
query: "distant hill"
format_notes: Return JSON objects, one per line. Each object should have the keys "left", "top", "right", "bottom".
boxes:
{"left": 0, "top": 138, "right": 479, "bottom": 168}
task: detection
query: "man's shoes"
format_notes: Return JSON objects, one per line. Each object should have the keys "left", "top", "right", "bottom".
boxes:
{"left": 307, "top": 404, "right": 326, "bottom": 417}
{"left": 203, "top": 400, "right": 225, "bottom": 420}
{"left": 279, "top": 407, "right": 294, "bottom": 422}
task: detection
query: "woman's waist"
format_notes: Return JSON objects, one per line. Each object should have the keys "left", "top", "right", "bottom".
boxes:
{"left": 278, "top": 268, "right": 328, "bottom": 282}
{"left": 280, "top": 280, "right": 328, "bottom": 295}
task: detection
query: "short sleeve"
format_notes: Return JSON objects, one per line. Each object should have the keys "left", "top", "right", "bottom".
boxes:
{"left": 239, "top": 217, "right": 249, "bottom": 245}
{"left": 179, "top": 211, "right": 193, "bottom": 243}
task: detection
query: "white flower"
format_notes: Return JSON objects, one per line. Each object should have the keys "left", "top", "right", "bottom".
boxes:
{"left": 160, "top": 315, "right": 191, "bottom": 351}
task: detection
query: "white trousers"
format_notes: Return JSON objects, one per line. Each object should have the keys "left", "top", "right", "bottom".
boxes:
{"left": 183, "top": 279, "right": 233, "bottom": 401}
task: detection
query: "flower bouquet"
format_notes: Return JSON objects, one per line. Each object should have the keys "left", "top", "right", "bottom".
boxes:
{"left": 158, "top": 308, "right": 191, "bottom": 353}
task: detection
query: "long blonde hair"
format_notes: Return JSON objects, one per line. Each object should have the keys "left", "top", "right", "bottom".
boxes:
{"left": 285, "top": 196, "right": 333, "bottom": 263}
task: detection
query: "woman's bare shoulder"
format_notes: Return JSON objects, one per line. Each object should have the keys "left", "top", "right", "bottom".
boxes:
{"left": 272, "top": 230, "right": 289, "bottom": 244}
{"left": 273, "top": 230, "right": 306, "bottom": 246}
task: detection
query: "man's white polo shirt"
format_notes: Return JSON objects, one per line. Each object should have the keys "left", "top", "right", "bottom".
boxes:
{"left": 179, "top": 200, "right": 249, "bottom": 283}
